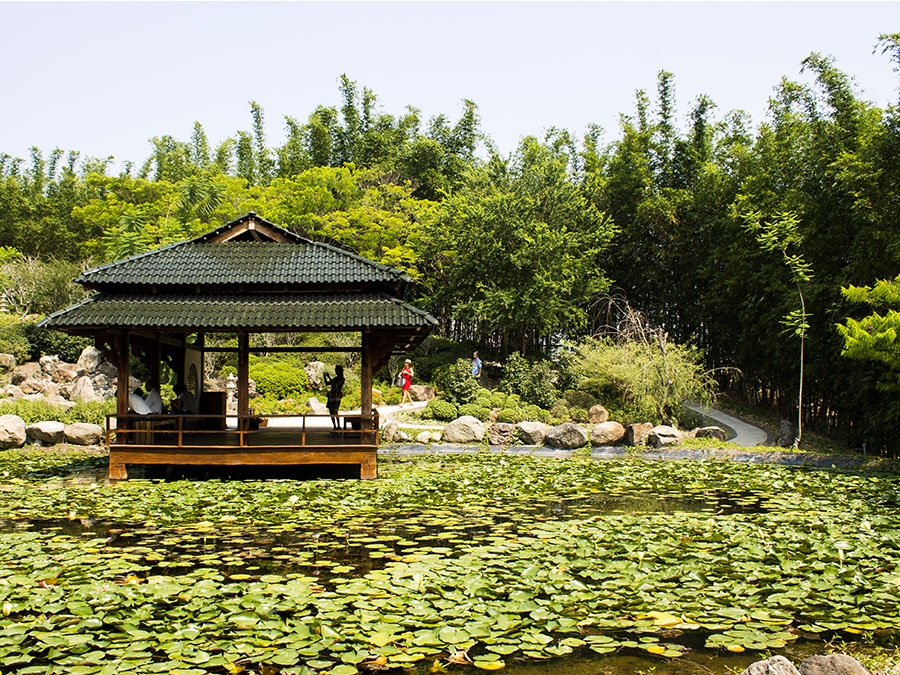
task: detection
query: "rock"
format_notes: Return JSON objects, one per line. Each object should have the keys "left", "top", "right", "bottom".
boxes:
{"left": 588, "top": 404, "right": 609, "bottom": 424}
{"left": 45, "top": 395, "right": 75, "bottom": 410}
{"left": 41, "top": 381, "right": 60, "bottom": 398}
{"left": 0, "top": 353, "right": 15, "bottom": 371}
{"left": 40, "top": 355, "right": 78, "bottom": 383}
{"left": 798, "top": 655, "right": 872, "bottom": 675}
{"left": 11, "top": 362, "right": 40, "bottom": 385}
{"left": 489, "top": 408, "right": 501, "bottom": 423}
{"left": 775, "top": 419, "right": 797, "bottom": 448}
{"left": 39, "top": 354, "right": 59, "bottom": 376}
{"left": 19, "top": 377, "right": 47, "bottom": 394}
{"left": 624, "top": 422, "right": 654, "bottom": 446}
{"left": 381, "top": 420, "right": 399, "bottom": 442}
{"left": 248, "top": 378, "right": 258, "bottom": 398}
{"left": 394, "top": 429, "right": 411, "bottom": 442}
{"left": 648, "top": 425, "right": 684, "bottom": 447}
{"left": 307, "top": 397, "right": 328, "bottom": 415}
{"left": 2, "top": 384, "right": 24, "bottom": 400}
{"left": 304, "top": 361, "right": 326, "bottom": 390}
{"left": 516, "top": 421, "right": 548, "bottom": 445}
{"left": 98, "top": 362, "right": 117, "bottom": 379}
{"left": 741, "top": 655, "right": 801, "bottom": 675}
{"left": 442, "top": 416, "right": 485, "bottom": 443}
{"left": 591, "top": 421, "right": 626, "bottom": 445}
{"left": 0, "top": 415, "right": 27, "bottom": 448}
{"left": 26, "top": 421, "right": 66, "bottom": 444}
{"left": 416, "top": 431, "right": 432, "bottom": 444}
{"left": 70, "top": 376, "right": 101, "bottom": 403}
{"left": 63, "top": 423, "right": 103, "bottom": 446}
{"left": 544, "top": 422, "right": 589, "bottom": 449}
{"left": 695, "top": 425, "right": 728, "bottom": 441}
{"left": 487, "top": 422, "right": 515, "bottom": 445}
{"left": 408, "top": 385, "right": 436, "bottom": 402}
{"left": 75, "top": 346, "right": 102, "bottom": 374}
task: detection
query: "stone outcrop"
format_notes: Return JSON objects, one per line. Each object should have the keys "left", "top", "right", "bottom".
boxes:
{"left": 798, "top": 655, "right": 872, "bottom": 675}
{"left": 408, "top": 385, "right": 436, "bottom": 402}
{"left": 515, "top": 421, "right": 547, "bottom": 445}
{"left": 2, "top": 384, "right": 24, "bottom": 400}
{"left": 544, "top": 422, "right": 589, "bottom": 449}
{"left": 0, "top": 353, "right": 15, "bottom": 371}
{"left": 694, "top": 425, "right": 728, "bottom": 441}
{"left": 588, "top": 404, "right": 609, "bottom": 424}
{"left": 75, "top": 346, "right": 102, "bottom": 375}
{"left": 0, "top": 415, "right": 27, "bottom": 448}
{"left": 307, "top": 397, "right": 328, "bottom": 415}
{"left": 487, "top": 422, "right": 515, "bottom": 446}
{"left": 591, "top": 421, "right": 626, "bottom": 446}
{"left": 624, "top": 422, "right": 654, "bottom": 446}
{"left": 416, "top": 431, "right": 433, "bottom": 444}
{"left": 40, "top": 355, "right": 78, "bottom": 383}
{"left": 70, "top": 376, "right": 101, "bottom": 403}
{"left": 26, "top": 421, "right": 66, "bottom": 444}
{"left": 648, "top": 425, "right": 683, "bottom": 447}
{"left": 11, "top": 362, "right": 41, "bottom": 385}
{"left": 442, "top": 416, "right": 485, "bottom": 443}
{"left": 775, "top": 419, "right": 797, "bottom": 448}
{"left": 741, "top": 656, "right": 801, "bottom": 675}
{"left": 63, "top": 423, "right": 103, "bottom": 446}
{"left": 304, "top": 361, "right": 326, "bottom": 390}
{"left": 381, "top": 420, "right": 399, "bottom": 442}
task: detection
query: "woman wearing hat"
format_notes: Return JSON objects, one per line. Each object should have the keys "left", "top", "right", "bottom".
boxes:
{"left": 399, "top": 359, "right": 414, "bottom": 407}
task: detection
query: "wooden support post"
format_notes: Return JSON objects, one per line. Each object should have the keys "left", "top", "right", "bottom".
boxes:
{"left": 116, "top": 331, "right": 129, "bottom": 418}
{"left": 360, "top": 330, "right": 373, "bottom": 430}
{"left": 237, "top": 332, "right": 250, "bottom": 433}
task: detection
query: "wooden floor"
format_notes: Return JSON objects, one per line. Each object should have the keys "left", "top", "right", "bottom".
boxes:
{"left": 108, "top": 427, "right": 379, "bottom": 480}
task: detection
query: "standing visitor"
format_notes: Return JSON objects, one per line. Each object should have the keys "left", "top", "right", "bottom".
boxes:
{"left": 400, "top": 359, "right": 414, "bottom": 407}
{"left": 471, "top": 351, "right": 483, "bottom": 381}
{"left": 324, "top": 365, "right": 345, "bottom": 430}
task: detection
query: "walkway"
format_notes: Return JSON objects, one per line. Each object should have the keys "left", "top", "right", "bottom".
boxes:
{"left": 684, "top": 402, "right": 768, "bottom": 447}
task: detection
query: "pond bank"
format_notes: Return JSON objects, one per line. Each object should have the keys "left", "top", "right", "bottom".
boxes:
{"left": 380, "top": 443, "right": 899, "bottom": 472}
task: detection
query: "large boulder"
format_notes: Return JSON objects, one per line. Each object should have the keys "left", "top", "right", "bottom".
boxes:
{"left": 588, "top": 404, "right": 609, "bottom": 425}
{"left": 18, "top": 377, "right": 48, "bottom": 395}
{"left": 591, "top": 421, "right": 626, "bottom": 446}
{"left": 487, "top": 422, "right": 515, "bottom": 446}
{"left": 11, "top": 362, "right": 40, "bottom": 385}
{"left": 0, "top": 415, "right": 27, "bottom": 448}
{"left": 694, "top": 426, "right": 728, "bottom": 441}
{"left": 307, "top": 397, "right": 328, "bottom": 415}
{"left": 304, "top": 361, "right": 326, "bottom": 390}
{"left": 515, "top": 421, "right": 548, "bottom": 445}
{"left": 63, "top": 423, "right": 103, "bottom": 446}
{"left": 775, "top": 419, "right": 797, "bottom": 448}
{"left": 648, "top": 425, "right": 683, "bottom": 447}
{"left": 544, "top": 422, "right": 589, "bottom": 449}
{"left": 381, "top": 420, "right": 399, "bottom": 442}
{"left": 75, "top": 346, "right": 103, "bottom": 375}
{"left": 741, "top": 656, "right": 801, "bottom": 675}
{"left": 2, "top": 384, "right": 24, "bottom": 400}
{"left": 70, "top": 376, "right": 101, "bottom": 403}
{"left": 442, "top": 416, "right": 485, "bottom": 443}
{"left": 798, "top": 655, "right": 872, "bottom": 675}
{"left": 416, "top": 431, "right": 434, "bottom": 444}
{"left": 40, "top": 355, "right": 78, "bottom": 383}
{"left": 624, "top": 422, "right": 654, "bottom": 447}
{"left": 0, "top": 353, "right": 15, "bottom": 371}
{"left": 408, "top": 385, "right": 436, "bottom": 402}
{"left": 26, "top": 421, "right": 66, "bottom": 444}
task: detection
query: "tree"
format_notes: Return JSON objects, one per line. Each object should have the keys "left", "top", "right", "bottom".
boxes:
{"left": 837, "top": 276, "right": 900, "bottom": 388}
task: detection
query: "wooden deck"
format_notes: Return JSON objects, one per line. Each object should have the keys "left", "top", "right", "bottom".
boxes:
{"left": 107, "top": 414, "right": 379, "bottom": 480}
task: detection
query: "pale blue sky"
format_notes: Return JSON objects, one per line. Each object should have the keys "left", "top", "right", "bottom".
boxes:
{"left": 1, "top": 1, "right": 897, "bottom": 169}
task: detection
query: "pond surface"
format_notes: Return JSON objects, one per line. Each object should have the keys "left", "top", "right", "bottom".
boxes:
{"left": 0, "top": 450, "right": 898, "bottom": 675}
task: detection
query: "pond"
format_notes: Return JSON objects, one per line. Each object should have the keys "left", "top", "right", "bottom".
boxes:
{"left": 0, "top": 449, "right": 898, "bottom": 675}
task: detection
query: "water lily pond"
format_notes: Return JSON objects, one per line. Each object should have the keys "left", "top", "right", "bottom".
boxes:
{"left": 0, "top": 449, "right": 898, "bottom": 675}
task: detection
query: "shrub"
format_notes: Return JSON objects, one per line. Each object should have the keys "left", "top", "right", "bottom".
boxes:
{"left": 496, "top": 408, "right": 525, "bottom": 424}
{"left": 458, "top": 403, "right": 490, "bottom": 421}
{"left": 250, "top": 395, "right": 307, "bottom": 416}
{"left": 434, "top": 358, "right": 479, "bottom": 404}
{"left": 549, "top": 400, "right": 569, "bottom": 420}
{"left": 23, "top": 324, "right": 91, "bottom": 363}
{"left": 249, "top": 358, "right": 308, "bottom": 399}
{"left": 0, "top": 316, "right": 31, "bottom": 364}
{"left": 489, "top": 390, "right": 508, "bottom": 408}
{"left": 570, "top": 408, "right": 589, "bottom": 423}
{"left": 425, "top": 399, "right": 458, "bottom": 421}
{"left": 0, "top": 398, "right": 115, "bottom": 426}
{"left": 499, "top": 352, "right": 558, "bottom": 408}
{"left": 504, "top": 394, "right": 522, "bottom": 410}
{"left": 522, "top": 404, "right": 551, "bottom": 424}
{"left": 563, "top": 389, "right": 597, "bottom": 411}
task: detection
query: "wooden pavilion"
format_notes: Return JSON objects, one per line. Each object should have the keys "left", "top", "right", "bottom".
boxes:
{"left": 42, "top": 213, "right": 436, "bottom": 480}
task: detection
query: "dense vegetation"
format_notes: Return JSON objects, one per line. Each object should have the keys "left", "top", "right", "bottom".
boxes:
{"left": 3, "top": 37, "right": 900, "bottom": 451}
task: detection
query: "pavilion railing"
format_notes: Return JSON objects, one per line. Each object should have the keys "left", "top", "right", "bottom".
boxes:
{"left": 106, "top": 412, "right": 380, "bottom": 449}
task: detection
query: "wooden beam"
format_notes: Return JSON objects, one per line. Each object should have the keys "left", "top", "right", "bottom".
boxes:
{"left": 207, "top": 217, "right": 292, "bottom": 243}
{"left": 237, "top": 332, "right": 250, "bottom": 428}
{"left": 201, "top": 346, "right": 361, "bottom": 353}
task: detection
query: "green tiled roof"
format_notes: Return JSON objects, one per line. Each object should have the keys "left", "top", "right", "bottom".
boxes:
{"left": 79, "top": 241, "right": 407, "bottom": 289}
{"left": 43, "top": 293, "right": 438, "bottom": 331}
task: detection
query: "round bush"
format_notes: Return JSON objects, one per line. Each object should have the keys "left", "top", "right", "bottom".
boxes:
{"left": 496, "top": 408, "right": 525, "bottom": 424}
{"left": 570, "top": 408, "right": 589, "bottom": 423}
{"left": 523, "top": 404, "right": 551, "bottom": 424}
{"left": 458, "top": 403, "right": 491, "bottom": 421}
{"left": 249, "top": 359, "right": 308, "bottom": 399}
{"left": 504, "top": 394, "right": 521, "bottom": 410}
{"left": 425, "top": 399, "right": 458, "bottom": 421}
{"left": 489, "top": 391, "right": 508, "bottom": 408}
{"left": 550, "top": 400, "right": 569, "bottom": 420}
{"left": 564, "top": 389, "right": 598, "bottom": 411}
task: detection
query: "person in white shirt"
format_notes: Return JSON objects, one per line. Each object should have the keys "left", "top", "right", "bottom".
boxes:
{"left": 144, "top": 386, "right": 163, "bottom": 414}
{"left": 129, "top": 388, "right": 152, "bottom": 415}
{"left": 173, "top": 384, "right": 197, "bottom": 414}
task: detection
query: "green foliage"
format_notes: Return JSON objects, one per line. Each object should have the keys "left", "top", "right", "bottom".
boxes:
{"left": 458, "top": 403, "right": 491, "bottom": 421}
{"left": 837, "top": 275, "right": 900, "bottom": 389}
{"left": 489, "top": 390, "right": 508, "bottom": 409}
{"left": 22, "top": 324, "right": 90, "bottom": 362}
{"left": 434, "top": 358, "right": 479, "bottom": 405}
{"left": 249, "top": 395, "right": 308, "bottom": 416}
{"left": 522, "top": 404, "right": 551, "bottom": 424}
{"left": 0, "top": 398, "right": 115, "bottom": 426}
{"left": 563, "top": 389, "right": 597, "bottom": 411}
{"left": 496, "top": 408, "right": 525, "bottom": 424}
{"left": 248, "top": 359, "right": 308, "bottom": 399}
{"left": 0, "top": 316, "right": 31, "bottom": 364}
{"left": 423, "top": 398, "right": 458, "bottom": 421}
{"left": 499, "top": 352, "right": 558, "bottom": 408}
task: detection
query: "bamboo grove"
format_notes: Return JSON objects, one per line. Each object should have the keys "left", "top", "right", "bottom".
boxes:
{"left": 2, "top": 40, "right": 900, "bottom": 452}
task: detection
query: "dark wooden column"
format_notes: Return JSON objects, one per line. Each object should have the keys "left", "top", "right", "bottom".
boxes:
{"left": 237, "top": 332, "right": 250, "bottom": 428}
{"left": 116, "top": 330, "right": 129, "bottom": 418}
{"left": 360, "top": 330, "right": 373, "bottom": 429}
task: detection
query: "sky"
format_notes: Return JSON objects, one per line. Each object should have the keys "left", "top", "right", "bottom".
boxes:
{"left": 1, "top": 1, "right": 898, "bottom": 171}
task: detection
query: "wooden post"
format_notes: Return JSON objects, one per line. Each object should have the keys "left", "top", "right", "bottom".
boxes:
{"left": 237, "top": 332, "right": 250, "bottom": 433}
{"left": 360, "top": 329, "right": 373, "bottom": 430}
{"left": 116, "top": 331, "right": 129, "bottom": 418}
